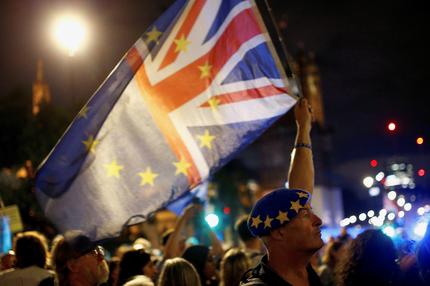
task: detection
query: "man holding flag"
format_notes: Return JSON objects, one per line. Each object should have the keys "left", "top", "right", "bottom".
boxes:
{"left": 35, "top": 0, "right": 299, "bottom": 241}
{"left": 240, "top": 98, "right": 323, "bottom": 286}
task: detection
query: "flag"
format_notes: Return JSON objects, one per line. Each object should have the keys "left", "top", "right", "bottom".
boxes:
{"left": 35, "top": 0, "right": 298, "bottom": 240}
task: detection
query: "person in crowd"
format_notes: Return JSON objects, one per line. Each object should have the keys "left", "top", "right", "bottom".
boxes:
{"left": 107, "top": 257, "right": 120, "bottom": 286}
{"left": 0, "top": 231, "right": 55, "bottom": 286}
{"left": 240, "top": 98, "right": 323, "bottom": 286}
{"left": 158, "top": 257, "right": 201, "bottom": 286}
{"left": 337, "top": 227, "right": 352, "bottom": 244}
{"left": 220, "top": 248, "right": 250, "bottom": 286}
{"left": 235, "top": 215, "right": 265, "bottom": 267}
{"left": 0, "top": 250, "right": 16, "bottom": 271}
{"left": 182, "top": 245, "right": 219, "bottom": 286}
{"left": 396, "top": 238, "right": 425, "bottom": 286}
{"left": 122, "top": 275, "right": 154, "bottom": 286}
{"left": 417, "top": 223, "right": 430, "bottom": 284}
{"left": 51, "top": 230, "right": 109, "bottom": 286}
{"left": 117, "top": 249, "right": 157, "bottom": 286}
{"left": 335, "top": 229, "right": 398, "bottom": 286}
{"left": 163, "top": 204, "right": 200, "bottom": 260}
{"left": 318, "top": 240, "right": 345, "bottom": 286}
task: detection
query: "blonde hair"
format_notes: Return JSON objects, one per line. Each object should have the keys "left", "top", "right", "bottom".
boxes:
{"left": 220, "top": 248, "right": 250, "bottom": 286}
{"left": 158, "top": 257, "right": 201, "bottom": 286}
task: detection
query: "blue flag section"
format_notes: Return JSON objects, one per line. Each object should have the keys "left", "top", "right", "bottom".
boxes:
{"left": 35, "top": 0, "right": 298, "bottom": 240}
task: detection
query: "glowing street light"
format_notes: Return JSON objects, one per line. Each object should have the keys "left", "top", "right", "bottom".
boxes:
{"left": 363, "top": 176, "right": 374, "bottom": 188}
{"left": 53, "top": 14, "right": 87, "bottom": 56}
{"left": 416, "top": 137, "right": 424, "bottom": 145}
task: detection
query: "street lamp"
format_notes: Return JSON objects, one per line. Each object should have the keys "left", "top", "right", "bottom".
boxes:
{"left": 53, "top": 14, "right": 87, "bottom": 57}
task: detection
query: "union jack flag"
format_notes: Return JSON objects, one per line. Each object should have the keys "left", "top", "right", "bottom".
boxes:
{"left": 35, "top": 0, "right": 298, "bottom": 240}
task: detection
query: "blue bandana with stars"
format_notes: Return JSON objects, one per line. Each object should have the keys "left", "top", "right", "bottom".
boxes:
{"left": 247, "top": 188, "right": 311, "bottom": 237}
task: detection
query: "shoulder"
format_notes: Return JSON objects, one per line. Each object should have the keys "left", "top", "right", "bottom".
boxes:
{"left": 239, "top": 266, "right": 269, "bottom": 286}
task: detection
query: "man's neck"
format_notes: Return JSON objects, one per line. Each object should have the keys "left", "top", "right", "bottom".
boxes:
{"left": 267, "top": 249, "right": 313, "bottom": 286}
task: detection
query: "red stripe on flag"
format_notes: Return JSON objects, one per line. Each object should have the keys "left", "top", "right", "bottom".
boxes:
{"left": 200, "top": 85, "right": 287, "bottom": 107}
{"left": 126, "top": 47, "right": 143, "bottom": 73}
{"left": 149, "top": 8, "right": 262, "bottom": 112}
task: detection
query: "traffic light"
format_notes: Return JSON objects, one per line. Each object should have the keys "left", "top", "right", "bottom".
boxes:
{"left": 418, "top": 169, "right": 425, "bottom": 177}
{"left": 416, "top": 137, "right": 424, "bottom": 145}
{"left": 370, "top": 159, "right": 378, "bottom": 168}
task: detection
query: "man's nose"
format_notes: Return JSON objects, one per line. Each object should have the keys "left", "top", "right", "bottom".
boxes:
{"left": 312, "top": 213, "right": 322, "bottom": 226}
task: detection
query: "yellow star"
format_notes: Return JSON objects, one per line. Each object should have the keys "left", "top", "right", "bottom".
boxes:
{"left": 290, "top": 199, "right": 302, "bottom": 213}
{"left": 104, "top": 160, "right": 124, "bottom": 178}
{"left": 138, "top": 167, "right": 159, "bottom": 186}
{"left": 197, "top": 129, "right": 216, "bottom": 149}
{"left": 173, "top": 158, "right": 191, "bottom": 176}
{"left": 208, "top": 97, "right": 220, "bottom": 111}
{"left": 78, "top": 105, "right": 89, "bottom": 119}
{"left": 264, "top": 215, "right": 273, "bottom": 229}
{"left": 297, "top": 191, "right": 309, "bottom": 198}
{"left": 174, "top": 34, "right": 191, "bottom": 53}
{"left": 276, "top": 210, "right": 290, "bottom": 224}
{"left": 82, "top": 135, "right": 99, "bottom": 154}
{"left": 146, "top": 26, "right": 162, "bottom": 44}
{"left": 198, "top": 61, "right": 212, "bottom": 79}
{"left": 250, "top": 215, "right": 262, "bottom": 228}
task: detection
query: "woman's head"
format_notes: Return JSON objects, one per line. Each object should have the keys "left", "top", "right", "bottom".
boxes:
{"left": 220, "top": 248, "right": 250, "bottom": 286}
{"left": 182, "top": 245, "right": 217, "bottom": 284}
{"left": 158, "top": 257, "right": 201, "bottom": 286}
{"left": 14, "top": 231, "right": 48, "bottom": 269}
{"left": 336, "top": 229, "right": 398, "bottom": 286}
{"left": 118, "top": 249, "right": 156, "bottom": 285}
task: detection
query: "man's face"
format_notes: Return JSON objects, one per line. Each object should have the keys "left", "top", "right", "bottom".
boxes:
{"left": 74, "top": 246, "right": 109, "bottom": 285}
{"left": 280, "top": 207, "right": 323, "bottom": 252}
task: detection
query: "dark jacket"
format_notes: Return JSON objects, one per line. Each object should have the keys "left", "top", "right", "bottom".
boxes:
{"left": 240, "top": 255, "right": 322, "bottom": 286}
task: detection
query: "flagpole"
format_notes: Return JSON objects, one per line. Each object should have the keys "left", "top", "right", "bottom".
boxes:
{"left": 254, "top": 0, "right": 303, "bottom": 98}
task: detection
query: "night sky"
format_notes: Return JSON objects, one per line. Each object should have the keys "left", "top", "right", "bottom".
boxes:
{"left": 1, "top": 1, "right": 429, "bottom": 200}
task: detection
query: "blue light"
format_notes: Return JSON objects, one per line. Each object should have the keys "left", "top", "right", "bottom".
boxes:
{"left": 205, "top": 213, "right": 219, "bottom": 228}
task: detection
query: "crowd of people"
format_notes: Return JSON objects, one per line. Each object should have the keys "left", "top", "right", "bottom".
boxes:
{"left": 1, "top": 99, "right": 429, "bottom": 286}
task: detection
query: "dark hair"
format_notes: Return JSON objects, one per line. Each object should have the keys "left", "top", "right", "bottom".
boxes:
{"left": 14, "top": 231, "right": 48, "bottom": 268}
{"left": 235, "top": 216, "right": 255, "bottom": 243}
{"left": 182, "top": 245, "right": 209, "bottom": 284}
{"left": 158, "top": 257, "right": 201, "bottom": 286}
{"left": 117, "top": 249, "right": 151, "bottom": 286}
{"left": 336, "top": 229, "right": 398, "bottom": 286}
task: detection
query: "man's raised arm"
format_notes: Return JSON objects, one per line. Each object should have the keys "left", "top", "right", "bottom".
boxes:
{"left": 287, "top": 98, "right": 314, "bottom": 195}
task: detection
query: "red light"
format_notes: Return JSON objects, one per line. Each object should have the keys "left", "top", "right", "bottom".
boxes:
{"left": 418, "top": 169, "right": 425, "bottom": 177}
{"left": 387, "top": 122, "right": 396, "bottom": 132}
{"left": 417, "top": 137, "right": 424, "bottom": 145}
{"left": 370, "top": 160, "right": 378, "bottom": 168}
{"left": 223, "top": 207, "right": 231, "bottom": 215}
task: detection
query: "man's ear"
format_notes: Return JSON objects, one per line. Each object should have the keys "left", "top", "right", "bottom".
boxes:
{"left": 270, "top": 227, "right": 285, "bottom": 241}
{"left": 67, "top": 259, "right": 80, "bottom": 273}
